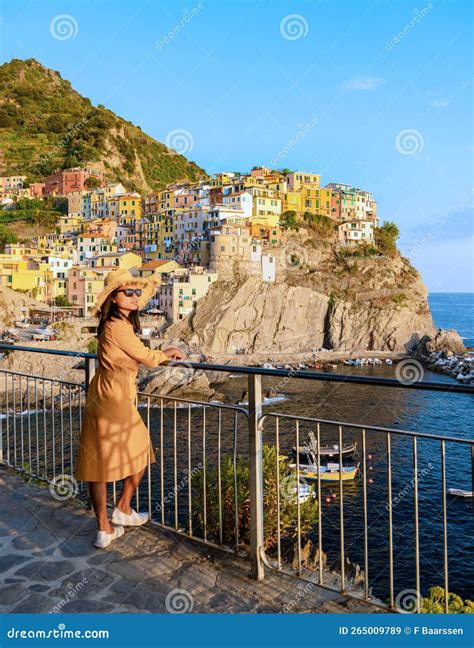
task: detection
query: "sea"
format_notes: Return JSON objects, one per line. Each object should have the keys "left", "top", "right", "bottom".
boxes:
{"left": 5, "top": 293, "right": 473, "bottom": 606}
{"left": 155, "top": 292, "right": 474, "bottom": 604}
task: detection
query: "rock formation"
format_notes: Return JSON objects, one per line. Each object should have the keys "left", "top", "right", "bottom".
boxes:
{"left": 165, "top": 229, "right": 438, "bottom": 358}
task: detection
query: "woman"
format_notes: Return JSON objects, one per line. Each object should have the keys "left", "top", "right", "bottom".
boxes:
{"left": 74, "top": 268, "right": 185, "bottom": 549}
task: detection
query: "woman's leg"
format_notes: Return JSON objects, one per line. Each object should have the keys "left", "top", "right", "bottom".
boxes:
{"left": 88, "top": 482, "right": 114, "bottom": 533}
{"left": 116, "top": 468, "right": 146, "bottom": 514}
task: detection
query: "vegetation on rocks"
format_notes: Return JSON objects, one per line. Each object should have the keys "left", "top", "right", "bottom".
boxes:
{"left": 0, "top": 58, "right": 207, "bottom": 192}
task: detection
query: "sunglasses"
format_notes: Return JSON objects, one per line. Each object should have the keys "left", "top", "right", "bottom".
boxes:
{"left": 117, "top": 288, "right": 143, "bottom": 297}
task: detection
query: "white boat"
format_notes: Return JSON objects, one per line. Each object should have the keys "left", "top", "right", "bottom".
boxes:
{"left": 385, "top": 359, "right": 393, "bottom": 365}
{"left": 15, "top": 320, "right": 31, "bottom": 328}
{"left": 262, "top": 363, "right": 275, "bottom": 369}
{"left": 447, "top": 488, "right": 473, "bottom": 498}
{"left": 290, "top": 481, "right": 315, "bottom": 503}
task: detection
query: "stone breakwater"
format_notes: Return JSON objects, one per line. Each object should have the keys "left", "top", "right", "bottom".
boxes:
{"left": 419, "top": 351, "right": 474, "bottom": 385}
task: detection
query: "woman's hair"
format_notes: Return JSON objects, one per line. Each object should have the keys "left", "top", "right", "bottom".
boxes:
{"left": 96, "top": 289, "right": 141, "bottom": 340}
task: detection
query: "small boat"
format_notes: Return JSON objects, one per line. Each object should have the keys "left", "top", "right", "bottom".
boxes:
{"left": 447, "top": 488, "right": 473, "bottom": 498}
{"left": 262, "top": 363, "right": 275, "bottom": 369}
{"left": 385, "top": 359, "right": 393, "bottom": 365}
{"left": 285, "top": 480, "right": 316, "bottom": 503}
{"left": 292, "top": 441, "right": 357, "bottom": 459}
{"left": 373, "top": 358, "right": 382, "bottom": 365}
{"left": 290, "top": 462, "right": 359, "bottom": 482}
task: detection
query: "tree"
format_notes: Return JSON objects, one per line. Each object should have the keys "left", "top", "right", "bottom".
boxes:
{"left": 53, "top": 295, "right": 72, "bottom": 307}
{"left": 374, "top": 220, "right": 400, "bottom": 255}
{"left": 379, "top": 221, "right": 399, "bottom": 238}
{"left": 84, "top": 176, "right": 102, "bottom": 189}
{"left": 0, "top": 225, "right": 17, "bottom": 251}
{"left": 279, "top": 210, "right": 299, "bottom": 230}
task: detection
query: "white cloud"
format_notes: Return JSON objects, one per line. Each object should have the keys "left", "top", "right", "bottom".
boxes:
{"left": 429, "top": 98, "right": 451, "bottom": 108}
{"left": 342, "top": 76, "right": 383, "bottom": 91}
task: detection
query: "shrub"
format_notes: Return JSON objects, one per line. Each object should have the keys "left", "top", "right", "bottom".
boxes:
{"left": 192, "top": 444, "right": 318, "bottom": 551}
{"left": 420, "top": 587, "right": 474, "bottom": 614}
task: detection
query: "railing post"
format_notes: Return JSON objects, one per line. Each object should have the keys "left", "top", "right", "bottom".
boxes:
{"left": 248, "top": 373, "right": 264, "bottom": 581}
{"left": 84, "top": 356, "right": 97, "bottom": 391}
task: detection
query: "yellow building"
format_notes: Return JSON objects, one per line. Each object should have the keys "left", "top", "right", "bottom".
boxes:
{"left": 139, "top": 259, "right": 182, "bottom": 279}
{"left": 285, "top": 171, "right": 320, "bottom": 191}
{"left": 91, "top": 251, "right": 142, "bottom": 269}
{"left": 246, "top": 187, "right": 281, "bottom": 227}
{"left": 119, "top": 193, "right": 142, "bottom": 227}
{"left": 57, "top": 214, "right": 83, "bottom": 235}
{"left": 301, "top": 187, "right": 333, "bottom": 218}
{"left": 0, "top": 257, "right": 53, "bottom": 302}
{"left": 281, "top": 190, "right": 302, "bottom": 214}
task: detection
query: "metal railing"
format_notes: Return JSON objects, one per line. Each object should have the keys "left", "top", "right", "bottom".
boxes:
{"left": 0, "top": 343, "right": 473, "bottom": 612}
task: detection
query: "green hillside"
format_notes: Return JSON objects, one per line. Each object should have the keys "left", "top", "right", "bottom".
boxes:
{"left": 0, "top": 58, "right": 207, "bottom": 192}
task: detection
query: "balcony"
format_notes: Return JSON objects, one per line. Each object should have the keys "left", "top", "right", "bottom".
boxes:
{"left": 0, "top": 344, "right": 472, "bottom": 614}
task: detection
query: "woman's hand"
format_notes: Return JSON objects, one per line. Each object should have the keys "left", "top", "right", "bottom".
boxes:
{"left": 163, "top": 346, "right": 186, "bottom": 361}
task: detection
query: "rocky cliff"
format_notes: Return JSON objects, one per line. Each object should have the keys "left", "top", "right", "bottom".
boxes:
{"left": 165, "top": 229, "right": 442, "bottom": 358}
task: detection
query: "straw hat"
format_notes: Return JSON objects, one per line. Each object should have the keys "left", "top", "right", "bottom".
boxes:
{"left": 92, "top": 267, "right": 160, "bottom": 316}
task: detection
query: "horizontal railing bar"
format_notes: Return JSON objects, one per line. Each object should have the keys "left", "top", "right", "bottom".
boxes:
{"left": 1, "top": 344, "right": 473, "bottom": 395}
{"left": 0, "top": 344, "right": 97, "bottom": 359}
{"left": 137, "top": 390, "right": 249, "bottom": 415}
{"left": 262, "top": 412, "right": 474, "bottom": 445}
{"left": 0, "top": 368, "right": 85, "bottom": 388}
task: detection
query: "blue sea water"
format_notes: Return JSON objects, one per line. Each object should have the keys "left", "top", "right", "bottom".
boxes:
{"left": 428, "top": 293, "right": 474, "bottom": 347}
{"left": 201, "top": 292, "right": 474, "bottom": 603}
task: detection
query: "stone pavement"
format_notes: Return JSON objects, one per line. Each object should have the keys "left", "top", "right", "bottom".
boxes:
{"left": 0, "top": 467, "right": 384, "bottom": 614}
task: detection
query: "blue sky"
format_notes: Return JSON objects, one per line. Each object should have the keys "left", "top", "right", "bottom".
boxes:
{"left": 1, "top": 0, "right": 472, "bottom": 291}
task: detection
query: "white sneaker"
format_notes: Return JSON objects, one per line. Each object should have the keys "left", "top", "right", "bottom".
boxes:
{"left": 94, "top": 525, "right": 124, "bottom": 549}
{"left": 111, "top": 507, "right": 149, "bottom": 527}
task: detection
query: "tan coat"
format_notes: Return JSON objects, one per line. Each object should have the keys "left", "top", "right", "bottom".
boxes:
{"left": 74, "top": 316, "right": 168, "bottom": 482}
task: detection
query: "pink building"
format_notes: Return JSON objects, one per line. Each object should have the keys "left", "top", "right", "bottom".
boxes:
{"left": 44, "top": 167, "right": 103, "bottom": 196}
{"left": 29, "top": 183, "right": 45, "bottom": 198}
